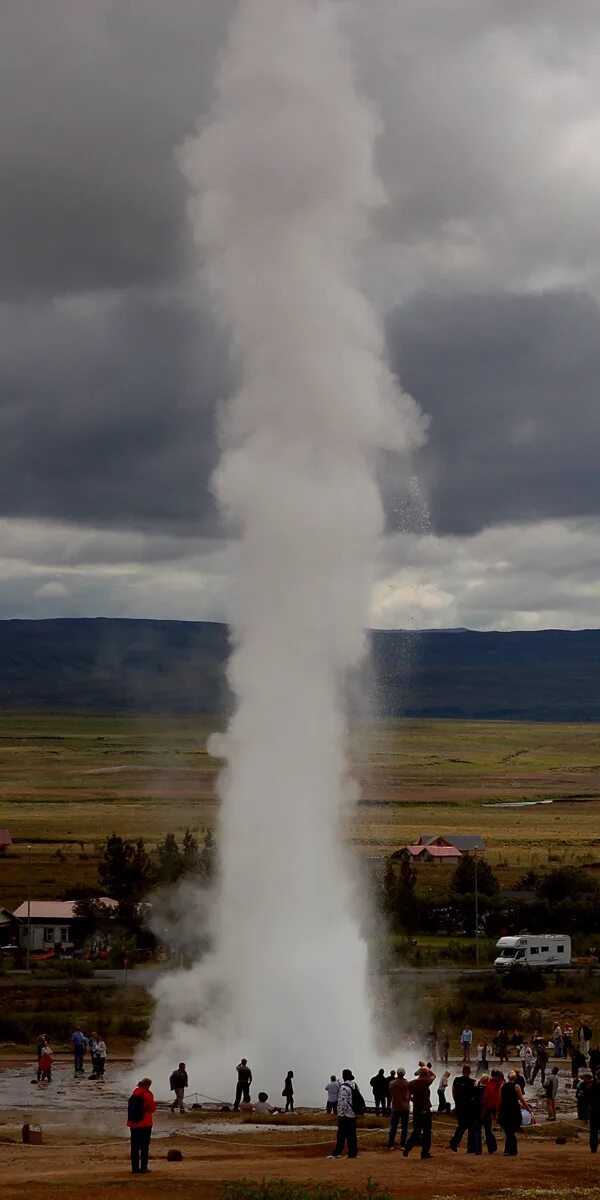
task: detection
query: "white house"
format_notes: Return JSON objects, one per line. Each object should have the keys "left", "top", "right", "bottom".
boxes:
{"left": 13, "top": 898, "right": 117, "bottom": 952}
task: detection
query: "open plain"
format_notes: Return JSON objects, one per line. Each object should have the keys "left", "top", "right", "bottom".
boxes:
{"left": 1, "top": 712, "right": 600, "bottom": 906}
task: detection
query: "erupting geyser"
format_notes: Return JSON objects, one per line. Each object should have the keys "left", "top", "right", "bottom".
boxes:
{"left": 144, "top": 0, "right": 426, "bottom": 1102}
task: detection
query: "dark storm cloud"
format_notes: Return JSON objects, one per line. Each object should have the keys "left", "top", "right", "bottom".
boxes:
{"left": 2, "top": 0, "right": 600, "bottom": 551}
{"left": 0, "top": 288, "right": 230, "bottom": 531}
{"left": 388, "top": 290, "right": 600, "bottom": 535}
{"left": 0, "top": 0, "right": 234, "bottom": 298}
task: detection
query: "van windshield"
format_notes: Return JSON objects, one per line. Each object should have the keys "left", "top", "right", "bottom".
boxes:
{"left": 499, "top": 948, "right": 517, "bottom": 958}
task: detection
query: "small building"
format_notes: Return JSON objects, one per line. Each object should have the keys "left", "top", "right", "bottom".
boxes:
{"left": 420, "top": 844, "right": 462, "bottom": 865}
{"left": 13, "top": 898, "right": 117, "bottom": 953}
{"left": 0, "top": 906, "right": 18, "bottom": 947}
{"left": 394, "top": 843, "right": 462, "bottom": 866}
{"left": 0, "top": 829, "right": 12, "bottom": 854}
{"left": 418, "top": 834, "right": 485, "bottom": 853}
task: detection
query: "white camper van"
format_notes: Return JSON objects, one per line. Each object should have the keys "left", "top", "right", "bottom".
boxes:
{"left": 494, "top": 934, "right": 572, "bottom": 972}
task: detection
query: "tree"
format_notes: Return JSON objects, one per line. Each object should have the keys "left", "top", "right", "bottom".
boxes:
{"left": 382, "top": 854, "right": 418, "bottom": 933}
{"left": 155, "top": 833, "right": 184, "bottom": 885}
{"left": 97, "top": 834, "right": 154, "bottom": 901}
{"left": 198, "top": 828, "right": 217, "bottom": 880}
{"left": 451, "top": 854, "right": 499, "bottom": 898}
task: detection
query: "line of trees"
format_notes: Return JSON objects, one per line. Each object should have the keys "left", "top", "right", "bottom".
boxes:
{"left": 72, "top": 828, "right": 217, "bottom": 960}
{"left": 379, "top": 854, "right": 600, "bottom": 941}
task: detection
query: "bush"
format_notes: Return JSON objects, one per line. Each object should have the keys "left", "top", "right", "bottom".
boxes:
{"left": 503, "top": 965, "right": 547, "bottom": 992}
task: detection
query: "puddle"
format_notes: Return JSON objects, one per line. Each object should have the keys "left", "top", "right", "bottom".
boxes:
{"left": 483, "top": 799, "right": 554, "bottom": 809}
{"left": 0, "top": 1065, "right": 127, "bottom": 1112}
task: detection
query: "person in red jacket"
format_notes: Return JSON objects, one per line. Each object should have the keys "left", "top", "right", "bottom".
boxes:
{"left": 127, "top": 1077, "right": 157, "bottom": 1174}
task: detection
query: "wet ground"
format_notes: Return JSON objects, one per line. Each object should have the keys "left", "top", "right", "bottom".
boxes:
{"left": 0, "top": 1059, "right": 591, "bottom": 1200}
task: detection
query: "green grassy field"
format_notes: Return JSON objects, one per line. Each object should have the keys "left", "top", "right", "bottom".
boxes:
{"left": 1, "top": 712, "right": 600, "bottom": 908}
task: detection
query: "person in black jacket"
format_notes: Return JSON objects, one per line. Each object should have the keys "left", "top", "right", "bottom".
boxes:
{"left": 370, "top": 1068, "right": 387, "bottom": 1114}
{"left": 449, "top": 1066, "right": 476, "bottom": 1152}
{"left": 588, "top": 1069, "right": 600, "bottom": 1153}
{"left": 169, "top": 1062, "right": 189, "bottom": 1113}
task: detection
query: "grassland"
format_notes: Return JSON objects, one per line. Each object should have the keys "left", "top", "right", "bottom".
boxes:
{"left": 1, "top": 712, "right": 600, "bottom": 907}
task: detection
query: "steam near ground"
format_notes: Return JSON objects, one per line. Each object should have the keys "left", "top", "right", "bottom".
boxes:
{"left": 140, "top": 0, "right": 426, "bottom": 1105}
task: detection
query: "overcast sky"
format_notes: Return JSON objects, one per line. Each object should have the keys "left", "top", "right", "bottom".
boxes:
{"left": 2, "top": 0, "right": 600, "bottom": 631}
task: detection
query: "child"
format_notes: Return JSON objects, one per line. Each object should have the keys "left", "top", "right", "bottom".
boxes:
{"left": 39, "top": 1044, "right": 53, "bottom": 1084}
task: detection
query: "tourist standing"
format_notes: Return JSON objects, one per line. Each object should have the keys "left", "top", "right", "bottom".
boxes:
{"left": 531, "top": 1041, "right": 549, "bottom": 1087}
{"left": 383, "top": 1069, "right": 395, "bottom": 1114}
{"left": 36, "top": 1034, "right": 47, "bottom": 1083}
{"left": 437, "top": 1070, "right": 451, "bottom": 1114}
{"left": 563, "top": 1024, "right": 574, "bottom": 1057}
{"left": 552, "top": 1023, "right": 563, "bottom": 1059}
{"left": 588, "top": 1069, "right": 600, "bottom": 1153}
{"left": 499, "top": 1071, "right": 526, "bottom": 1156}
{"left": 387, "top": 1067, "right": 410, "bottom": 1150}
{"left": 71, "top": 1027, "right": 87, "bottom": 1076}
{"left": 476, "top": 1041, "right": 490, "bottom": 1076}
{"left": 460, "top": 1025, "right": 473, "bottom": 1063}
{"left": 449, "top": 1065, "right": 476, "bottom": 1152}
{"left": 327, "top": 1069, "right": 359, "bottom": 1159}
{"left": 545, "top": 1066, "right": 559, "bottom": 1120}
{"left": 403, "top": 1066, "right": 436, "bottom": 1160}
{"left": 325, "top": 1076, "right": 340, "bottom": 1114}
{"left": 94, "top": 1034, "right": 107, "bottom": 1078}
{"left": 127, "top": 1077, "right": 156, "bottom": 1175}
{"left": 579, "top": 1019, "right": 593, "bottom": 1057}
{"left": 482, "top": 1069, "right": 503, "bottom": 1154}
{"left": 39, "top": 1043, "right": 53, "bottom": 1083}
{"left": 282, "top": 1070, "right": 294, "bottom": 1112}
{"left": 520, "top": 1042, "right": 533, "bottom": 1082}
{"left": 169, "top": 1062, "right": 189, "bottom": 1113}
{"left": 370, "top": 1068, "right": 387, "bottom": 1114}
{"left": 439, "top": 1031, "right": 450, "bottom": 1066}
{"left": 234, "top": 1059, "right": 252, "bottom": 1110}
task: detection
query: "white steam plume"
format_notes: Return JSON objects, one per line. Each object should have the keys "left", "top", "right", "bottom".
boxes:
{"left": 142, "top": 0, "right": 426, "bottom": 1104}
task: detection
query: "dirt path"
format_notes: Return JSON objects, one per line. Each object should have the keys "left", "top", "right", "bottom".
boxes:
{"left": 0, "top": 1129, "right": 597, "bottom": 1200}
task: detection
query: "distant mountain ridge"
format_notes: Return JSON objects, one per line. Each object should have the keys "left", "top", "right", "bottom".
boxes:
{"left": 0, "top": 618, "right": 599, "bottom": 721}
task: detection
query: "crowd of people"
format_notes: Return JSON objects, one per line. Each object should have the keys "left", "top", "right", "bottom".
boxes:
{"left": 35, "top": 1028, "right": 107, "bottom": 1084}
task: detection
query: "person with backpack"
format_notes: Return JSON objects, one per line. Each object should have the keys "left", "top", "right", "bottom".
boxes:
{"left": 127, "top": 1077, "right": 156, "bottom": 1174}
{"left": 402, "top": 1066, "right": 436, "bottom": 1160}
{"left": 169, "top": 1062, "right": 189, "bottom": 1113}
{"left": 327, "top": 1068, "right": 363, "bottom": 1159}
{"left": 282, "top": 1070, "right": 294, "bottom": 1112}
{"left": 234, "top": 1059, "right": 252, "bottom": 1110}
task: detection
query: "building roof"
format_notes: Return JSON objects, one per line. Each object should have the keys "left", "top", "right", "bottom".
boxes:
{"left": 0, "top": 829, "right": 12, "bottom": 847}
{"left": 405, "top": 844, "right": 426, "bottom": 857}
{"left": 423, "top": 844, "right": 463, "bottom": 858}
{"left": 12, "top": 898, "right": 118, "bottom": 920}
{"left": 419, "top": 834, "right": 485, "bottom": 852}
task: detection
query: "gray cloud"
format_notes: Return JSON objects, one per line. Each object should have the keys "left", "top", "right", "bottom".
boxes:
{"left": 388, "top": 289, "right": 600, "bottom": 534}
{"left": 0, "top": 0, "right": 234, "bottom": 299}
{"left": 1, "top": 0, "right": 600, "bottom": 626}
